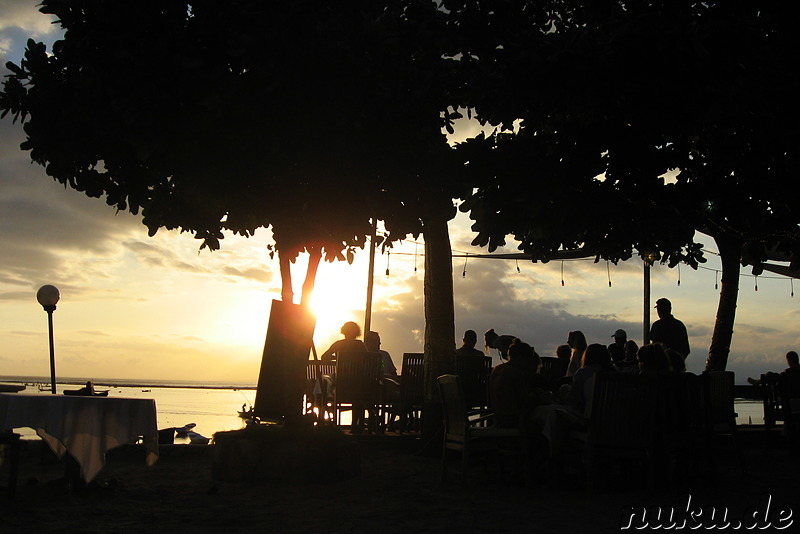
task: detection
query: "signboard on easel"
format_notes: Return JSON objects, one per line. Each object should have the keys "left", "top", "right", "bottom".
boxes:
{"left": 253, "top": 299, "right": 316, "bottom": 423}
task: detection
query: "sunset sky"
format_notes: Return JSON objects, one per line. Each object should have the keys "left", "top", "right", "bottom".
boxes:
{"left": 2, "top": 1, "right": 798, "bottom": 385}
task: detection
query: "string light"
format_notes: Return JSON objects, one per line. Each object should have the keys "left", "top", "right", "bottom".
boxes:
{"left": 607, "top": 260, "right": 612, "bottom": 287}
{"left": 754, "top": 275, "right": 758, "bottom": 292}
{"left": 791, "top": 279, "right": 794, "bottom": 298}
{"left": 677, "top": 264, "right": 681, "bottom": 286}
{"left": 414, "top": 242, "right": 418, "bottom": 272}
{"left": 561, "top": 261, "right": 565, "bottom": 286}
{"left": 385, "top": 250, "right": 390, "bottom": 277}
{"left": 462, "top": 253, "right": 468, "bottom": 278}
{"left": 516, "top": 259, "right": 521, "bottom": 273}
{"left": 714, "top": 270, "right": 719, "bottom": 290}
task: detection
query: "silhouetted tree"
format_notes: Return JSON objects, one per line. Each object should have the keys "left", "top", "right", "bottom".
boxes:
{"left": 1, "top": 0, "right": 463, "bottom": 413}
{"left": 449, "top": 0, "right": 800, "bottom": 370}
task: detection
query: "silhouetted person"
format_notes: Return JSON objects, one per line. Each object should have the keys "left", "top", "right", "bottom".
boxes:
{"left": 615, "top": 339, "right": 640, "bottom": 373}
{"left": 637, "top": 343, "right": 671, "bottom": 376}
{"left": 490, "top": 340, "right": 551, "bottom": 429}
{"left": 566, "top": 344, "right": 614, "bottom": 417}
{"left": 649, "top": 298, "right": 690, "bottom": 359}
{"left": 555, "top": 344, "right": 572, "bottom": 366}
{"left": 321, "top": 321, "right": 366, "bottom": 362}
{"left": 485, "top": 328, "right": 517, "bottom": 361}
{"left": 365, "top": 330, "right": 397, "bottom": 377}
{"left": 608, "top": 329, "right": 627, "bottom": 363}
{"left": 566, "top": 330, "right": 588, "bottom": 377}
{"left": 666, "top": 348, "right": 686, "bottom": 373}
{"left": 455, "top": 329, "right": 485, "bottom": 357}
{"left": 748, "top": 350, "right": 800, "bottom": 385}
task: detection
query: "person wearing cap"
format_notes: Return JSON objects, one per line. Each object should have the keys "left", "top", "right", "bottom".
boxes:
{"left": 649, "top": 298, "right": 690, "bottom": 359}
{"left": 608, "top": 328, "right": 627, "bottom": 363}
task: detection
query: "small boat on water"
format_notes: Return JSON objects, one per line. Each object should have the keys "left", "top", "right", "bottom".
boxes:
{"left": 0, "top": 384, "right": 26, "bottom": 393}
{"left": 63, "top": 381, "right": 109, "bottom": 396}
{"left": 174, "top": 423, "right": 197, "bottom": 437}
{"left": 186, "top": 431, "right": 210, "bottom": 445}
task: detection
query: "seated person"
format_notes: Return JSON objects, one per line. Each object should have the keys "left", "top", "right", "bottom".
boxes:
{"left": 748, "top": 351, "right": 800, "bottom": 385}
{"left": 637, "top": 343, "right": 671, "bottom": 376}
{"left": 364, "top": 330, "right": 397, "bottom": 378}
{"left": 614, "top": 339, "right": 640, "bottom": 373}
{"left": 455, "top": 329, "right": 485, "bottom": 357}
{"left": 320, "top": 321, "right": 366, "bottom": 362}
{"left": 490, "top": 340, "right": 551, "bottom": 429}
{"left": 566, "top": 344, "right": 614, "bottom": 418}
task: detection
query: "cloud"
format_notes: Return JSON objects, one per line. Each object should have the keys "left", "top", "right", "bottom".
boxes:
{"left": 0, "top": 2, "right": 60, "bottom": 60}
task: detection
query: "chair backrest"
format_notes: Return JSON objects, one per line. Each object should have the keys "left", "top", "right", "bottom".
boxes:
{"left": 779, "top": 370, "right": 800, "bottom": 417}
{"left": 588, "top": 372, "right": 659, "bottom": 451}
{"left": 539, "top": 357, "right": 567, "bottom": 390}
{"left": 400, "top": 353, "right": 425, "bottom": 405}
{"left": 335, "top": 351, "right": 382, "bottom": 404}
{"left": 307, "top": 360, "right": 336, "bottom": 381}
{"left": 658, "top": 372, "right": 704, "bottom": 445}
{"left": 761, "top": 373, "right": 783, "bottom": 427}
{"left": 437, "top": 374, "right": 467, "bottom": 442}
{"left": 703, "top": 370, "right": 736, "bottom": 432}
{"left": 454, "top": 354, "right": 492, "bottom": 409}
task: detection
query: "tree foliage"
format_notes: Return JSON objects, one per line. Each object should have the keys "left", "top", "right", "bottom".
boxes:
{"left": 1, "top": 0, "right": 464, "bottom": 262}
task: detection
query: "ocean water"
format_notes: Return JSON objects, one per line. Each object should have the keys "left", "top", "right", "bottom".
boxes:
{"left": 1, "top": 377, "right": 258, "bottom": 443}
{"left": 1, "top": 376, "right": 765, "bottom": 443}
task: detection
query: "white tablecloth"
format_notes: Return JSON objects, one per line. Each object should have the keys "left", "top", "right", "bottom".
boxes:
{"left": 0, "top": 393, "right": 159, "bottom": 481}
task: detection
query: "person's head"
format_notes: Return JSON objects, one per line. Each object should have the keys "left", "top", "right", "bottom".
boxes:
{"left": 787, "top": 351, "right": 799, "bottom": 368}
{"left": 508, "top": 339, "right": 533, "bottom": 361}
{"left": 462, "top": 329, "right": 478, "bottom": 348}
{"left": 484, "top": 328, "right": 498, "bottom": 349}
{"left": 556, "top": 344, "right": 572, "bottom": 362}
{"left": 582, "top": 343, "right": 611, "bottom": 369}
{"left": 624, "top": 340, "right": 639, "bottom": 362}
{"left": 667, "top": 349, "right": 685, "bottom": 373}
{"left": 655, "top": 298, "right": 672, "bottom": 319}
{"left": 364, "top": 330, "right": 381, "bottom": 351}
{"left": 571, "top": 331, "right": 588, "bottom": 352}
{"left": 612, "top": 328, "right": 627, "bottom": 345}
{"left": 340, "top": 321, "right": 361, "bottom": 339}
{"left": 637, "top": 343, "right": 670, "bottom": 373}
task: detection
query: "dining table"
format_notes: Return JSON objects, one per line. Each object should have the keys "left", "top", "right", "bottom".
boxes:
{"left": 0, "top": 393, "right": 159, "bottom": 482}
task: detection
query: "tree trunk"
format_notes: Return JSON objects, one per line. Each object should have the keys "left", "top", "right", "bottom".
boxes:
{"left": 421, "top": 216, "right": 456, "bottom": 440}
{"left": 300, "top": 247, "right": 322, "bottom": 307}
{"left": 279, "top": 253, "right": 294, "bottom": 304}
{"left": 705, "top": 235, "right": 743, "bottom": 372}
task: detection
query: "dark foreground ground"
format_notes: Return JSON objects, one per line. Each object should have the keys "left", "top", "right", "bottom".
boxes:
{"left": 3, "top": 427, "right": 800, "bottom": 533}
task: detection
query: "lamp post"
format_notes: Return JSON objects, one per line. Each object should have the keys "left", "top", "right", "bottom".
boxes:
{"left": 36, "top": 285, "right": 60, "bottom": 395}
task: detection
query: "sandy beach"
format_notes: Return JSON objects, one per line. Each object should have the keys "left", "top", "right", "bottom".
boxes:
{"left": 3, "top": 427, "right": 800, "bottom": 533}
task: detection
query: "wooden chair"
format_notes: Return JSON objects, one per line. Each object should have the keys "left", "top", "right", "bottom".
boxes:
{"left": 702, "top": 370, "right": 746, "bottom": 475}
{"left": 761, "top": 372, "right": 786, "bottom": 430}
{"left": 539, "top": 357, "right": 567, "bottom": 391}
{"left": 657, "top": 372, "right": 708, "bottom": 486}
{"left": 437, "top": 374, "right": 524, "bottom": 483}
{"left": 580, "top": 372, "right": 660, "bottom": 490}
{"left": 334, "top": 351, "right": 382, "bottom": 432}
{"left": 391, "top": 353, "right": 425, "bottom": 433}
{"left": 305, "top": 360, "right": 336, "bottom": 420}
{"left": 0, "top": 431, "right": 21, "bottom": 498}
{"left": 454, "top": 354, "right": 492, "bottom": 411}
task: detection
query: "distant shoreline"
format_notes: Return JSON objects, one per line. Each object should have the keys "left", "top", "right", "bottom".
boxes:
{"left": 0, "top": 375, "right": 257, "bottom": 391}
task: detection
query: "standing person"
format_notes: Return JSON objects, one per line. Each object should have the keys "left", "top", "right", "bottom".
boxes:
{"left": 649, "top": 298, "right": 690, "bottom": 359}
{"left": 455, "top": 329, "right": 485, "bottom": 357}
{"left": 320, "top": 321, "right": 366, "bottom": 362}
{"left": 608, "top": 329, "right": 627, "bottom": 363}
{"left": 364, "top": 330, "right": 397, "bottom": 378}
{"left": 566, "top": 330, "right": 588, "bottom": 377}
{"left": 484, "top": 328, "right": 517, "bottom": 361}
